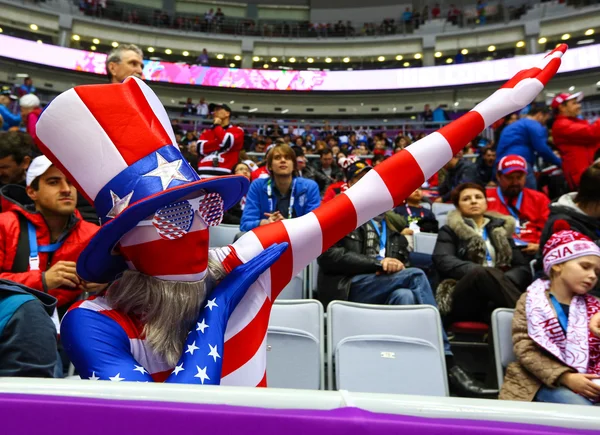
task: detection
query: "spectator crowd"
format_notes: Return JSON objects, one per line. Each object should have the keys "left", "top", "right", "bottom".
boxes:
{"left": 3, "top": 53, "right": 600, "bottom": 407}
{"left": 76, "top": 1, "right": 534, "bottom": 39}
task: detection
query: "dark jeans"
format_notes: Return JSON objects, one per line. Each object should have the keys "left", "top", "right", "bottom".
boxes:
{"left": 349, "top": 268, "right": 452, "bottom": 355}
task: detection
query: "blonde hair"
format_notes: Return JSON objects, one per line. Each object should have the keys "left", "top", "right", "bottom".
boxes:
{"left": 107, "top": 258, "right": 225, "bottom": 366}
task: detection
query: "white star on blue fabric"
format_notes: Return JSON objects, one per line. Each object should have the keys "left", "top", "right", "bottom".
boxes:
{"left": 205, "top": 298, "right": 218, "bottom": 311}
{"left": 109, "top": 373, "right": 125, "bottom": 382}
{"left": 89, "top": 371, "right": 100, "bottom": 381}
{"left": 194, "top": 365, "right": 210, "bottom": 384}
{"left": 143, "top": 153, "right": 188, "bottom": 190}
{"left": 185, "top": 341, "right": 199, "bottom": 355}
{"left": 133, "top": 365, "right": 148, "bottom": 375}
{"left": 106, "top": 190, "right": 134, "bottom": 218}
{"left": 196, "top": 319, "right": 209, "bottom": 333}
{"left": 172, "top": 363, "right": 185, "bottom": 376}
{"left": 208, "top": 344, "right": 221, "bottom": 362}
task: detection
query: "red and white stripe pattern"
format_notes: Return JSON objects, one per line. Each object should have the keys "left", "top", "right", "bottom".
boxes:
{"left": 34, "top": 77, "right": 177, "bottom": 207}
{"left": 118, "top": 213, "right": 211, "bottom": 282}
{"left": 220, "top": 44, "right": 567, "bottom": 386}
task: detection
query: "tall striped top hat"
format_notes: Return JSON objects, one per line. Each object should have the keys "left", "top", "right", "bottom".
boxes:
{"left": 34, "top": 77, "right": 249, "bottom": 283}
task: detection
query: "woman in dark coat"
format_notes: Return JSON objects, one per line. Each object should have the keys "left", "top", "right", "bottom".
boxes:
{"left": 433, "top": 182, "right": 531, "bottom": 324}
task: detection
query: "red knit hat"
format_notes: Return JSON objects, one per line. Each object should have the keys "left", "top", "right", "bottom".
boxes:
{"left": 543, "top": 230, "right": 600, "bottom": 275}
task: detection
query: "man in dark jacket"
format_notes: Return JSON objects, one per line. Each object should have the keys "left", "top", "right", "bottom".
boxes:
{"left": 475, "top": 145, "right": 496, "bottom": 187}
{"left": 0, "top": 279, "right": 58, "bottom": 377}
{"left": 436, "top": 151, "right": 479, "bottom": 203}
{"left": 311, "top": 148, "right": 343, "bottom": 194}
{"left": 318, "top": 161, "right": 495, "bottom": 398}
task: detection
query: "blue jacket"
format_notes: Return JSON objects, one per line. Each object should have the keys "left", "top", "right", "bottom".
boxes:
{"left": 0, "top": 279, "right": 57, "bottom": 377}
{"left": 240, "top": 177, "right": 321, "bottom": 232}
{"left": 0, "top": 105, "right": 21, "bottom": 131}
{"left": 496, "top": 118, "right": 561, "bottom": 168}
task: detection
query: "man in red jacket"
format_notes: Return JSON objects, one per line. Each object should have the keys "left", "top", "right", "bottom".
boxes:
{"left": 486, "top": 155, "right": 550, "bottom": 257}
{"left": 0, "top": 156, "right": 102, "bottom": 314}
{"left": 195, "top": 103, "right": 244, "bottom": 178}
{"left": 551, "top": 92, "right": 600, "bottom": 190}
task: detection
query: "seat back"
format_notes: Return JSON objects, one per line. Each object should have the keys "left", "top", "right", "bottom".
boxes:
{"left": 278, "top": 272, "right": 305, "bottom": 300}
{"left": 432, "top": 203, "right": 455, "bottom": 217}
{"left": 335, "top": 335, "right": 447, "bottom": 396}
{"left": 327, "top": 301, "right": 448, "bottom": 396}
{"left": 491, "top": 308, "right": 516, "bottom": 388}
{"left": 209, "top": 224, "right": 241, "bottom": 248}
{"left": 413, "top": 233, "right": 438, "bottom": 255}
{"left": 267, "top": 300, "right": 324, "bottom": 389}
{"left": 309, "top": 259, "right": 319, "bottom": 299}
{"left": 437, "top": 214, "right": 448, "bottom": 228}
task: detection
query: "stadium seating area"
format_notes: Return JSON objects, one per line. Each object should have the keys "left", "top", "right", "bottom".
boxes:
{"left": 2, "top": 0, "right": 600, "bottom": 431}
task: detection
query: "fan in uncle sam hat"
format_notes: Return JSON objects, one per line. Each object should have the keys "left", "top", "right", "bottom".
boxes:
{"left": 35, "top": 45, "right": 567, "bottom": 385}
{"left": 35, "top": 76, "right": 289, "bottom": 384}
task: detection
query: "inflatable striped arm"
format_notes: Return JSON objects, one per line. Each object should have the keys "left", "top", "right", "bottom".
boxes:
{"left": 220, "top": 45, "right": 566, "bottom": 387}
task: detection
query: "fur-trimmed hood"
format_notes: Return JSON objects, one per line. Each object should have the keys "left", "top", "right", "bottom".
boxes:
{"left": 446, "top": 209, "right": 516, "bottom": 268}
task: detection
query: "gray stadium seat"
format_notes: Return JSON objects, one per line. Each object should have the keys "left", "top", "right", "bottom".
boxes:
{"left": 267, "top": 300, "right": 324, "bottom": 389}
{"left": 413, "top": 233, "right": 438, "bottom": 255}
{"left": 432, "top": 202, "right": 455, "bottom": 218}
{"left": 327, "top": 301, "right": 448, "bottom": 396}
{"left": 208, "top": 224, "right": 241, "bottom": 248}
{"left": 492, "top": 308, "right": 516, "bottom": 388}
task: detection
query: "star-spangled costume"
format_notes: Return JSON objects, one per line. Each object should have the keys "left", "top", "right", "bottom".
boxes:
{"left": 35, "top": 45, "right": 567, "bottom": 386}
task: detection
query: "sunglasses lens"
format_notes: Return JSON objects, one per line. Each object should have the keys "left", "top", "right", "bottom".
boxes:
{"left": 197, "top": 192, "right": 224, "bottom": 227}
{"left": 152, "top": 200, "right": 194, "bottom": 240}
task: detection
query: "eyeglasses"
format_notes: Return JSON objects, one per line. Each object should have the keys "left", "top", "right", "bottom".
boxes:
{"left": 147, "top": 190, "right": 224, "bottom": 240}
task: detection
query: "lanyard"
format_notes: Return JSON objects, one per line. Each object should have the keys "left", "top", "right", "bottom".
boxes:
{"left": 267, "top": 178, "right": 296, "bottom": 220}
{"left": 28, "top": 221, "right": 64, "bottom": 271}
{"left": 370, "top": 219, "right": 387, "bottom": 260}
{"left": 550, "top": 294, "right": 569, "bottom": 333}
{"left": 405, "top": 204, "right": 424, "bottom": 219}
{"left": 496, "top": 187, "right": 523, "bottom": 234}
{"left": 481, "top": 227, "right": 494, "bottom": 266}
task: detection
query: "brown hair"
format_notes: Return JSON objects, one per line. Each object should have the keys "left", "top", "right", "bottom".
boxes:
{"left": 450, "top": 182, "right": 486, "bottom": 208}
{"left": 266, "top": 144, "right": 297, "bottom": 173}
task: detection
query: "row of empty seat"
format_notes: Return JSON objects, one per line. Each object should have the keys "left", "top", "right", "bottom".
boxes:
{"left": 267, "top": 299, "right": 516, "bottom": 396}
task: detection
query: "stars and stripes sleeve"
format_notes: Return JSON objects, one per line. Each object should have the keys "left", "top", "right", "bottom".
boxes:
{"left": 222, "top": 44, "right": 567, "bottom": 387}
{"left": 61, "top": 309, "right": 154, "bottom": 382}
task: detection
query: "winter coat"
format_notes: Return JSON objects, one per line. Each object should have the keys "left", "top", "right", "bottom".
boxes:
{"left": 317, "top": 212, "right": 409, "bottom": 307}
{"left": 499, "top": 292, "right": 575, "bottom": 402}
{"left": 240, "top": 177, "right": 321, "bottom": 232}
{"left": 0, "top": 185, "right": 99, "bottom": 307}
{"left": 540, "top": 192, "right": 600, "bottom": 249}
{"left": 432, "top": 210, "right": 530, "bottom": 313}
{"left": 475, "top": 155, "right": 494, "bottom": 186}
{"left": 551, "top": 115, "right": 600, "bottom": 189}
{"left": 486, "top": 187, "right": 551, "bottom": 245}
{"left": 310, "top": 161, "right": 343, "bottom": 194}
